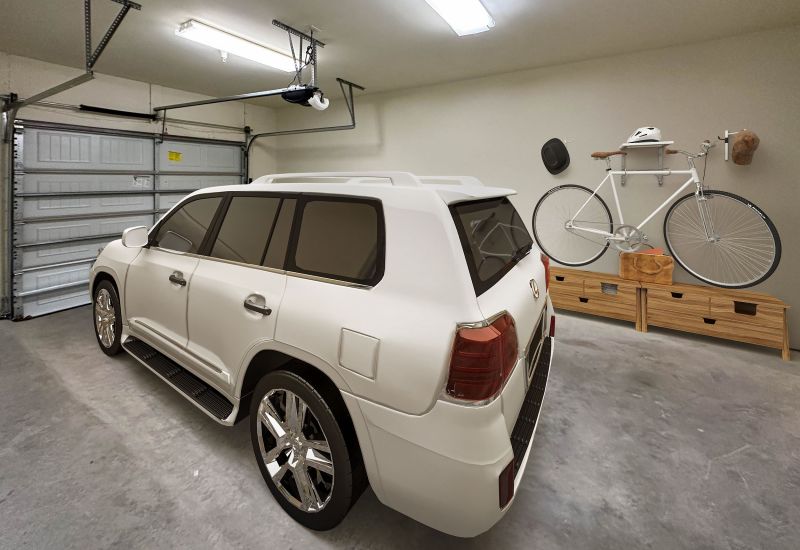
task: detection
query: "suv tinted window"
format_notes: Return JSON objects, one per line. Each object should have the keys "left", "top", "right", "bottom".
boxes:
{"left": 263, "top": 198, "right": 296, "bottom": 269}
{"left": 450, "top": 197, "right": 533, "bottom": 295}
{"left": 290, "top": 198, "right": 383, "bottom": 285}
{"left": 154, "top": 196, "right": 222, "bottom": 253}
{"left": 210, "top": 196, "right": 281, "bottom": 265}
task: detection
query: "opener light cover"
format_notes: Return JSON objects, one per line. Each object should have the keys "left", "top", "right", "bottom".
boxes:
{"left": 175, "top": 20, "right": 296, "bottom": 72}
{"left": 424, "top": 0, "right": 495, "bottom": 36}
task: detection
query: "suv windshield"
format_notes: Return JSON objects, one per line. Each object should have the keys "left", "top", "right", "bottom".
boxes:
{"left": 450, "top": 197, "right": 533, "bottom": 296}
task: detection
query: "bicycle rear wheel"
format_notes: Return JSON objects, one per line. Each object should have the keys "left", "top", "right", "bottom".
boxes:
{"left": 533, "top": 184, "right": 613, "bottom": 266}
{"left": 664, "top": 190, "right": 781, "bottom": 288}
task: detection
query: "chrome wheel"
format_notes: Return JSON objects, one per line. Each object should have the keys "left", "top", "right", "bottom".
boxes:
{"left": 257, "top": 389, "right": 334, "bottom": 513}
{"left": 94, "top": 288, "right": 116, "bottom": 348}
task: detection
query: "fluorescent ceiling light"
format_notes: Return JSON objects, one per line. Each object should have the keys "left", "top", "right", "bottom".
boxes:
{"left": 175, "top": 20, "right": 296, "bottom": 72}
{"left": 424, "top": 0, "right": 495, "bottom": 36}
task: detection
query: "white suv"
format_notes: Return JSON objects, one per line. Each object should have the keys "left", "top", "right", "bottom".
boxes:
{"left": 90, "top": 171, "right": 555, "bottom": 537}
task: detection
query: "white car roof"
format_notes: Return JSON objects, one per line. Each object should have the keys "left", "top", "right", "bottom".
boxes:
{"left": 190, "top": 172, "right": 516, "bottom": 205}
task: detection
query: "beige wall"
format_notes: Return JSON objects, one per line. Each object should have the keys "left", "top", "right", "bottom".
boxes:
{"left": 275, "top": 26, "right": 800, "bottom": 348}
{"left": 0, "top": 53, "right": 278, "bottom": 314}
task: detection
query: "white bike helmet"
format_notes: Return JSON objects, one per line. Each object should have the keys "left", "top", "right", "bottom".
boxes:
{"left": 627, "top": 127, "right": 662, "bottom": 143}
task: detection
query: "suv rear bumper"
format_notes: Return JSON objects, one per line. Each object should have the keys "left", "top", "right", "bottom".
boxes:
{"left": 343, "top": 337, "right": 554, "bottom": 537}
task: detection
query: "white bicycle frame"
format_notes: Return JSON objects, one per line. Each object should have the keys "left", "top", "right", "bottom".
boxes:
{"left": 568, "top": 158, "right": 712, "bottom": 243}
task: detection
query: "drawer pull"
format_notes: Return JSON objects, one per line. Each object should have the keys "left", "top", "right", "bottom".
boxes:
{"left": 703, "top": 318, "right": 717, "bottom": 325}
{"left": 601, "top": 282, "right": 618, "bottom": 296}
{"left": 579, "top": 297, "right": 589, "bottom": 303}
{"left": 734, "top": 301, "right": 757, "bottom": 316}
{"left": 671, "top": 292, "right": 684, "bottom": 299}
{"left": 555, "top": 275, "right": 565, "bottom": 282}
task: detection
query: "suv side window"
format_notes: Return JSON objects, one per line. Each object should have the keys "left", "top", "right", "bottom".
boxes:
{"left": 289, "top": 198, "right": 384, "bottom": 285}
{"left": 154, "top": 196, "right": 222, "bottom": 254}
{"left": 263, "top": 199, "right": 296, "bottom": 269}
{"left": 210, "top": 196, "right": 281, "bottom": 265}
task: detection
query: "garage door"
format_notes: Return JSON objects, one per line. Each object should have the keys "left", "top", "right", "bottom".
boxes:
{"left": 11, "top": 120, "right": 244, "bottom": 318}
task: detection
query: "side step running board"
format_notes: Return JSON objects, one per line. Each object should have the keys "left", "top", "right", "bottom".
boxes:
{"left": 123, "top": 338, "right": 235, "bottom": 422}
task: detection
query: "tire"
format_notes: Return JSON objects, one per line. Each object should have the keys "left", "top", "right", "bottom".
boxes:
{"left": 532, "top": 184, "right": 613, "bottom": 266}
{"left": 664, "top": 190, "right": 781, "bottom": 289}
{"left": 93, "top": 280, "right": 123, "bottom": 356}
{"left": 250, "top": 371, "right": 363, "bottom": 531}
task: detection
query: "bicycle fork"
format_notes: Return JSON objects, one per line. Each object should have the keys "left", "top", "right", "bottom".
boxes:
{"left": 694, "top": 185, "right": 718, "bottom": 242}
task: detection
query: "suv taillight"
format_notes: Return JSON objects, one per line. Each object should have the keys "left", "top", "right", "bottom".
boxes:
{"left": 541, "top": 253, "right": 551, "bottom": 293}
{"left": 446, "top": 313, "right": 518, "bottom": 402}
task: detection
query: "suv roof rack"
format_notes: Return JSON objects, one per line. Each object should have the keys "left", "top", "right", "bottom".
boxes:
{"left": 262, "top": 172, "right": 422, "bottom": 187}
{"left": 260, "top": 172, "right": 487, "bottom": 188}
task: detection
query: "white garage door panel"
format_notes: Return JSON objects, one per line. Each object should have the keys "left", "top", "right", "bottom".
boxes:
{"left": 18, "top": 214, "right": 154, "bottom": 245}
{"left": 20, "top": 238, "right": 112, "bottom": 269}
{"left": 19, "top": 173, "right": 153, "bottom": 194}
{"left": 11, "top": 122, "right": 244, "bottom": 319}
{"left": 21, "top": 195, "right": 155, "bottom": 219}
{"left": 158, "top": 140, "right": 242, "bottom": 173}
{"left": 20, "top": 263, "right": 92, "bottom": 293}
{"left": 158, "top": 174, "right": 241, "bottom": 191}
{"left": 20, "top": 287, "right": 91, "bottom": 318}
{"left": 23, "top": 129, "right": 154, "bottom": 171}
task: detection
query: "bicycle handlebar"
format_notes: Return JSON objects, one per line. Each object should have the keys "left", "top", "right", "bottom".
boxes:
{"left": 667, "top": 141, "right": 715, "bottom": 159}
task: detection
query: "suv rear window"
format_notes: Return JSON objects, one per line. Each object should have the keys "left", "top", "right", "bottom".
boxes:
{"left": 450, "top": 197, "right": 533, "bottom": 296}
{"left": 288, "top": 198, "right": 384, "bottom": 286}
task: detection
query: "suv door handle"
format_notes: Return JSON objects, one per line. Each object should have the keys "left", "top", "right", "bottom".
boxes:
{"left": 169, "top": 272, "right": 187, "bottom": 286}
{"left": 244, "top": 297, "right": 272, "bottom": 316}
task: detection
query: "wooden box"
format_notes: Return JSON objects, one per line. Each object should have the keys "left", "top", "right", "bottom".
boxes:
{"left": 642, "top": 282, "right": 790, "bottom": 360}
{"left": 619, "top": 251, "right": 674, "bottom": 284}
{"left": 550, "top": 268, "right": 642, "bottom": 328}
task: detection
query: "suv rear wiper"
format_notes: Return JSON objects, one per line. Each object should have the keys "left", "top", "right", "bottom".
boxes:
{"left": 511, "top": 243, "right": 533, "bottom": 264}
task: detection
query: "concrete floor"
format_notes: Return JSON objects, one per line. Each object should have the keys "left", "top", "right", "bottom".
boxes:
{"left": 1, "top": 307, "right": 799, "bottom": 549}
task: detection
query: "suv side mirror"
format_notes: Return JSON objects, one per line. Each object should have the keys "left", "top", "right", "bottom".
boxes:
{"left": 121, "top": 226, "right": 149, "bottom": 248}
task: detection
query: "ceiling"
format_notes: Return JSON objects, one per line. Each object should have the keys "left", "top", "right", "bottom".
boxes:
{"left": 1, "top": 0, "right": 799, "bottom": 102}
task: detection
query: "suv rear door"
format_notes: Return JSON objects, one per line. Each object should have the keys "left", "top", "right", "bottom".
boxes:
{"left": 450, "top": 196, "right": 547, "bottom": 384}
{"left": 185, "top": 194, "right": 294, "bottom": 392}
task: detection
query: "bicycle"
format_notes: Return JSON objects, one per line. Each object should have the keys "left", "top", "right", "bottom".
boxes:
{"left": 532, "top": 141, "right": 781, "bottom": 288}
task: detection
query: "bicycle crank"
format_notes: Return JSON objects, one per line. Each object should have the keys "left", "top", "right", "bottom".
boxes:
{"left": 608, "top": 224, "right": 648, "bottom": 252}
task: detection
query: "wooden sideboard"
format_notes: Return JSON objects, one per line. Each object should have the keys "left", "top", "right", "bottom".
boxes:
{"left": 550, "top": 267, "right": 791, "bottom": 360}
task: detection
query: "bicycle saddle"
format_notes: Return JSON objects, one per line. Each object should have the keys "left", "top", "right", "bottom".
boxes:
{"left": 590, "top": 150, "right": 627, "bottom": 159}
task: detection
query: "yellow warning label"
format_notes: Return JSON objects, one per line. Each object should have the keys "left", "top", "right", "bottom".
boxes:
{"left": 168, "top": 151, "right": 182, "bottom": 162}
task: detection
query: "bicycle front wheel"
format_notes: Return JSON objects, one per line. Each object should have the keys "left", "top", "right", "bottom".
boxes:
{"left": 664, "top": 190, "right": 781, "bottom": 288}
{"left": 533, "top": 184, "right": 613, "bottom": 266}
